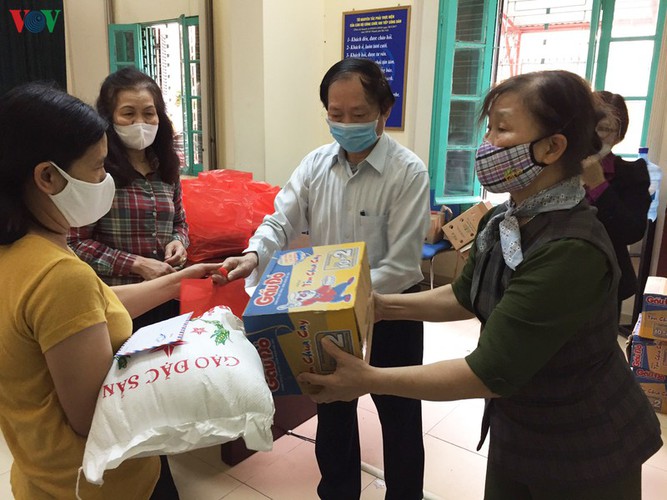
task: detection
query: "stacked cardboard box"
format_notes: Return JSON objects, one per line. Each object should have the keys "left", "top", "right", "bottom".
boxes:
{"left": 442, "top": 201, "right": 493, "bottom": 251}
{"left": 243, "top": 242, "right": 373, "bottom": 396}
{"left": 424, "top": 206, "right": 453, "bottom": 245}
{"left": 425, "top": 210, "right": 445, "bottom": 244}
{"left": 633, "top": 367, "right": 667, "bottom": 414}
{"left": 638, "top": 276, "right": 667, "bottom": 340}
{"left": 630, "top": 277, "right": 667, "bottom": 413}
{"left": 630, "top": 315, "right": 667, "bottom": 376}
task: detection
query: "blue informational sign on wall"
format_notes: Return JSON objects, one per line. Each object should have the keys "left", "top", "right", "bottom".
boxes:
{"left": 342, "top": 6, "right": 411, "bottom": 130}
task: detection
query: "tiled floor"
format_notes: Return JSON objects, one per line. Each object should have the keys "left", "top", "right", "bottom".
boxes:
{"left": 1, "top": 319, "right": 666, "bottom": 499}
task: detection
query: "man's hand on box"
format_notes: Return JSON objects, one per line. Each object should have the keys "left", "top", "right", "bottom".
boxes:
{"left": 221, "top": 252, "right": 258, "bottom": 282}
{"left": 297, "top": 338, "right": 375, "bottom": 403}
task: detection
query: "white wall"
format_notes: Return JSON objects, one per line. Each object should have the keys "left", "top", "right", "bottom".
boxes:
{"left": 262, "top": 0, "right": 326, "bottom": 186}
{"left": 212, "top": 0, "right": 266, "bottom": 179}
{"left": 63, "top": 0, "right": 109, "bottom": 105}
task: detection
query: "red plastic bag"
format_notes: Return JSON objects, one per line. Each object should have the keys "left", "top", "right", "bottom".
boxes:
{"left": 180, "top": 278, "right": 250, "bottom": 318}
{"left": 181, "top": 169, "right": 280, "bottom": 262}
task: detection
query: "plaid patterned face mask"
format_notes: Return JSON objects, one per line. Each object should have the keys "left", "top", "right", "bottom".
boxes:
{"left": 474, "top": 139, "right": 547, "bottom": 193}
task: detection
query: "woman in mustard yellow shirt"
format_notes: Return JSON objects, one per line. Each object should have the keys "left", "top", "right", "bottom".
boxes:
{"left": 0, "top": 83, "right": 222, "bottom": 499}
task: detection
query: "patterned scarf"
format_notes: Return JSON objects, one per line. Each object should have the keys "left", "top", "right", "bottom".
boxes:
{"left": 476, "top": 176, "right": 585, "bottom": 270}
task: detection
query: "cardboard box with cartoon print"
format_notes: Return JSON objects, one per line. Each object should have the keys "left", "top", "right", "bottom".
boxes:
{"left": 632, "top": 368, "right": 667, "bottom": 414}
{"left": 630, "top": 315, "right": 667, "bottom": 376}
{"left": 243, "top": 242, "right": 373, "bottom": 396}
{"left": 639, "top": 277, "right": 667, "bottom": 340}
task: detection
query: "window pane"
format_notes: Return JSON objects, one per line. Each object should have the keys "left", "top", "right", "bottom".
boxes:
{"left": 188, "top": 25, "right": 199, "bottom": 60}
{"left": 193, "top": 133, "right": 203, "bottom": 165}
{"left": 616, "top": 99, "right": 646, "bottom": 156}
{"left": 496, "top": 0, "right": 594, "bottom": 82}
{"left": 448, "top": 101, "right": 478, "bottom": 146}
{"left": 605, "top": 40, "right": 653, "bottom": 96}
{"left": 190, "top": 63, "right": 201, "bottom": 97}
{"left": 611, "top": 0, "right": 659, "bottom": 37}
{"left": 456, "top": 0, "right": 486, "bottom": 42}
{"left": 114, "top": 31, "right": 135, "bottom": 63}
{"left": 191, "top": 98, "right": 202, "bottom": 131}
{"left": 452, "top": 49, "right": 481, "bottom": 95}
{"left": 174, "top": 133, "right": 186, "bottom": 170}
{"left": 444, "top": 151, "right": 475, "bottom": 196}
{"left": 503, "top": 0, "right": 593, "bottom": 25}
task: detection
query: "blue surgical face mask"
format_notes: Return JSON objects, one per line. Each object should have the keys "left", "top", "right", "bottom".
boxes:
{"left": 326, "top": 116, "right": 380, "bottom": 153}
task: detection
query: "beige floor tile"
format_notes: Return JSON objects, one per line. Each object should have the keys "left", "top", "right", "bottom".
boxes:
{"left": 242, "top": 440, "right": 321, "bottom": 500}
{"left": 423, "top": 319, "right": 480, "bottom": 364}
{"left": 290, "top": 413, "right": 318, "bottom": 439}
{"left": 225, "top": 433, "right": 306, "bottom": 483}
{"left": 423, "top": 434, "right": 487, "bottom": 499}
{"left": 168, "top": 452, "right": 242, "bottom": 500}
{"left": 221, "top": 483, "right": 271, "bottom": 499}
{"left": 0, "top": 433, "right": 12, "bottom": 500}
{"left": 645, "top": 412, "right": 667, "bottom": 472}
{"left": 427, "top": 398, "right": 488, "bottom": 457}
{"left": 0, "top": 471, "right": 13, "bottom": 500}
{"left": 0, "top": 434, "right": 12, "bottom": 475}
{"left": 646, "top": 440, "right": 667, "bottom": 472}
{"left": 358, "top": 407, "right": 384, "bottom": 470}
{"left": 642, "top": 463, "right": 667, "bottom": 500}
{"left": 187, "top": 445, "right": 231, "bottom": 472}
{"left": 360, "top": 476, "right": 388, "bottom": 499}
{"left": 361, "top": 469, "right": 380, "bottom": 490}
{"left": 422, "top": 399, "right": 460, "bottom": 434}
{"left": 358, "top": 393, "right": 377, "bottom": 414}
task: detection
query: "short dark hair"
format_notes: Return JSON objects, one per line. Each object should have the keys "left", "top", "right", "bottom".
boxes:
{"left": 479, "top": 70, "right": 600, "bottom": 177}
{"left": 0, "top": 82, "right": 107, "bottom": 244}
{"left": 96, "top": 67, "right": 180, "bottom": 187}
{"left": 594, "top": 90, "right": 630, "bottom": 141}
{"left": 319, "top": 58, "right": 395, "bottom": 114}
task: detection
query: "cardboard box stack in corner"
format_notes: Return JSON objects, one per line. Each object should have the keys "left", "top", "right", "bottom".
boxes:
{"left": 243, "top": 242, "right": 373, "bottom": 396}
{"left": 420, "top": 201, "right": 491, "bottom": 287}
{"left": 630, "top": 276, "right": 667, "bottom": 413}
{"left": 425, "top": 206, "right": 453, "bottom": 245}
{"left": 442, "top": 201, "right": 493, "bottom": 251}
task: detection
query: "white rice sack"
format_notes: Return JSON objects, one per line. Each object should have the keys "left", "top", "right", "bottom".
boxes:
{"left": 82, "top": 306, "right": 274, "bottom": 485}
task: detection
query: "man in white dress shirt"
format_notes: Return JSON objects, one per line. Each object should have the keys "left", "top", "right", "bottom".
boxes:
{"left": 223, "top": 58, "right": 430, "bottom": 500}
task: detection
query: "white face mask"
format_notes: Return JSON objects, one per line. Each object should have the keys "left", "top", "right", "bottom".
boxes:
{"left": 48, "top": 162, "right": 116, "bottom": 227}
{"left": 114, "top": 123, "right": 159, "bottom": 150}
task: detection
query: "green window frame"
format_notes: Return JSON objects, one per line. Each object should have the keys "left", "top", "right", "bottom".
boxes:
{"left": 429, "top": 0, "right": 499, "bottom": 206}
{"left": 108, "top": 24, "right": 142, "bottom": 73}
{"left": 588, "top": 0, "right": 667, "bottom": 154}
{"left": 181, "top": 15, "right": 204, "bottom": 176}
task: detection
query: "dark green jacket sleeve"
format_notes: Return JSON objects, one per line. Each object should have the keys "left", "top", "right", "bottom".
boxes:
{"left": 456, "top": 239, "right": 613, "bottom": 396}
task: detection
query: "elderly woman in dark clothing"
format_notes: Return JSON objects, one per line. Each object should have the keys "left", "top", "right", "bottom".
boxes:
{"left": 582, "top": 90, "right": 651, "bottom": 314}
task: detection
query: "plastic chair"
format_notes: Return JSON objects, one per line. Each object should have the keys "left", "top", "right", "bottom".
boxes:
{"left": 422, "top": 239, "right": 452, "bottom": 289}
